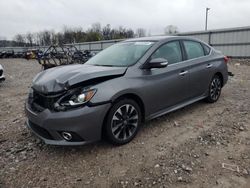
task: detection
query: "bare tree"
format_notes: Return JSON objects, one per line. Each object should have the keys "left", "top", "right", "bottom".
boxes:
{"left": 26, "top": 33, "right": 34, "bottom": 46}
{"left": 40, "top": 31, "right": 52, "bottom": 46}
{"left": 91, "top": 22, "right": 102, "bottom": 33}
{"left": 13, "top": 34, "right": 25, "bottom": 46}
{"left": 136, "top": 28, "right": 146, "bottom": 37}
{"left": 102, "top": 24, "right": 112, "bottom": 40}
{"left": 72, "top": 27, "right": 86, "bottom": 43}
{"left": 126, "top": 29, "right": 134, "bottom": 38}
{"left": 164, "top": 25, "right": 179, "bottom": 35}
{"left": 57, "top": 32, "right": 64, "bottom": 45}
{"left": 51, "top": 31, "right": 58, "bottom": 44}
{"left": 63, "top": 26, "right": 75, "bottom": 44}
{"left": 11, "top": 23, "right": 138, "bottom": 46}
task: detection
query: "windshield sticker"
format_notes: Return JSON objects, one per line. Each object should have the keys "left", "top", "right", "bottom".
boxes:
{"left": 134, "top": 42, "right": 153, "bottom": 46}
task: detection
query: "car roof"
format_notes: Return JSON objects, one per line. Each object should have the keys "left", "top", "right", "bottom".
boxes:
{"left": 124, "top": 35, "right": 204, "bottom": 43}
{"left": 125, "top": 36, "right": 175, "bottom": 42}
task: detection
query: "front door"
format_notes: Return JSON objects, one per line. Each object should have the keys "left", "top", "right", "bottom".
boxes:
{"left": 141, "top": 41, "right": 190, "bottom": 115}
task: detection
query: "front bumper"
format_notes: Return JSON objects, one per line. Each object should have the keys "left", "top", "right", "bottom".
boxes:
{"left": 25, "top": 102, "right": 111, "bottom": 146}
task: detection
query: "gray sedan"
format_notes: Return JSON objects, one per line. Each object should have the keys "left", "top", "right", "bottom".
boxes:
{"left": 25, "top": 36, "right": 228, "bottom": 146}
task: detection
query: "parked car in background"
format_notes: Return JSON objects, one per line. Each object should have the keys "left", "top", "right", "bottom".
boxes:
{"left": 0, "top": 51, "right": 5, "bottom": 58}
{"left": 0, "top": 64, "right": 5, "bottom": 82}
{"left": 25, "top": 36, "right": 228, "bottom": 146}
{"left": 0, "top": 50, "right": 14, "bottom": 58}
{"left": 14, "top": 51, "right": 26, "bottom": 58}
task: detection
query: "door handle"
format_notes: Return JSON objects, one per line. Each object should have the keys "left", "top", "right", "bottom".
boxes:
{"left": 179, "top": 70, "right": 188, "bottom": 76}
{"left": 206, "top": 64, "right": 213, "bottom": 68}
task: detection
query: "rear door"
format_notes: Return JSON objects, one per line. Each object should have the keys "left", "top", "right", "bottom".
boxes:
{"left": 181, "top": 40, "right": 213, "bottom": 99}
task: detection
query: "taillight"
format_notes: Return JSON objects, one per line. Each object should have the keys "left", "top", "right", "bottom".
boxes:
{"left": 224, "top": 56, "right": 229, "bottom": 63}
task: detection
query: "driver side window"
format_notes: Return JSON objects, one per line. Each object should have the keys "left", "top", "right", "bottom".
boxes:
{"left": 151, "top": 41, "right": 182, "bottom": 65}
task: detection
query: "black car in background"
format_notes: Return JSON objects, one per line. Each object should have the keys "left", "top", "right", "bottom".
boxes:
{"left": 0, "top": 50, "right": 14, "bottom": 58}
{"left": 4, "top": 50, "right": 14, "bottom": 58}
{"left": 14, "top": 51, "right": 26, "bottom": 58}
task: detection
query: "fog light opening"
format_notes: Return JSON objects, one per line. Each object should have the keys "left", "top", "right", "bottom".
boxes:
{"left": 61, "top": 132, "right": 72, "bottom": 141}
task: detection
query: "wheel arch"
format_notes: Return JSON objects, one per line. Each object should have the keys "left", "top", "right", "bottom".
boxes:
{"left": 214, "top": 72, "right": 224, "bottom": 86}
{"left": 101, "top": 93, "right": 146, "bottom": 138}
{"left": 112, "top": 93, "right": 145, "bottom": 121}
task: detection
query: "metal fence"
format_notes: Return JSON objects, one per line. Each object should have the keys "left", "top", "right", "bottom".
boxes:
{"left": 177, "top": 26, "right": 250, "bottom": 58}
{"left": 1, "top": 26, "right": 250, "bottom": 58}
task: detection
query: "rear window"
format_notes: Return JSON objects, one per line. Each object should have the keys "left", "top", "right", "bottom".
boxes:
{"left": 183, "top": 40, "right": 205, "bottom": 59}
{"left": 202, "top": 44, "right": 211, "bottom": 55}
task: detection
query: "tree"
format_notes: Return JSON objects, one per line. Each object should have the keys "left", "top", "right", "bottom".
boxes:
{"left": 73, "top": 27, "right": 86, "bottom": 43}
{"left": 51, "top": 31, "right": 57, "bottom": 45}
{"left": 11, "top": 23, "right": 138, "bottom": 46}
{"left": 57, "top": 32, "right": 64, "bottom": 45}
{"left": 40, "top": 31, "right": 52, "bottom": 46}
{"left": 13, "top": 34, "right": 25, "bottom": 46}
{"left": 91, "top": 22, "right": 102, "bottom": 33}
{"left": 102, "top": 24, "right": 112, "bottom": 40}
{"left": 26, "top": 33, "right": 34, "bottom": 46}
{"left": 164, "top": 25, "right": 179, "bottom": 35}
{"left": 136, "top": 28, "right": 146, "bottom": 37}
{"left": 63, "top": 27, "right": 74, "bottom": 44}
{"left": 125, "top": 29, "right": 134, "bottom": 38}
{"left": 85, "top": 31, "right": 102, "bottom": 42}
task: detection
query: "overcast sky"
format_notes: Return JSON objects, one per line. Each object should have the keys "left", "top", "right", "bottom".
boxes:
{"left": 0, "top": 0, "right": 249, "bottom": 39}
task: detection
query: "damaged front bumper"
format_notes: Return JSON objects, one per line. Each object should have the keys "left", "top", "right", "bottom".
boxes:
{"left": 25, "top": 101, "right": 111, "bottom": 146}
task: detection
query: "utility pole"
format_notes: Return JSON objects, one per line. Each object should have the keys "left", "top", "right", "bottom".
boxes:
{"left": 205, "top": 7, "right": 210, "bottom": 31}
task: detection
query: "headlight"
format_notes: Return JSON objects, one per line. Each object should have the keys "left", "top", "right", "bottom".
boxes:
{"left": 54, "top": 88, "right": 96, "bottom": 111}
{"left": 67, "top": 89, "right": 96, "bottom": 106}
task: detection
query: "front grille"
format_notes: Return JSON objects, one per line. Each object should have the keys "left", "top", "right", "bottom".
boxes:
{"left": 29, "top": 120, "right": 53, "bottom": 140}
{"left": 30, "top": 90, "right": 64, "bottom": 112}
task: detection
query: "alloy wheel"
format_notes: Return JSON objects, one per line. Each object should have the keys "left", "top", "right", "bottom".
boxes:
{"left": 210, "top": 77, "right": 222, "bottom": 101}
{"left": 111, "top": 104, "right": 139, "bottom": 141}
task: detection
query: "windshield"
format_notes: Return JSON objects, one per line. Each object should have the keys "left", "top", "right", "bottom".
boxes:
{"left": 85, "top": 41, "right": 154, "bottom": 67}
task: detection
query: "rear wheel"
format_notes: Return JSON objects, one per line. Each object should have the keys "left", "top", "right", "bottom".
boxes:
{"left": 206, "top": 75, "right": 222, "bottom": 103}
{"left": 105, "top": 99, "right": 142, "bottom": 145}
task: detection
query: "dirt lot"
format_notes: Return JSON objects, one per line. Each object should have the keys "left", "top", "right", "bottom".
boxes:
{"left": 0, "top": 59, "right": 249, "bottom": 188}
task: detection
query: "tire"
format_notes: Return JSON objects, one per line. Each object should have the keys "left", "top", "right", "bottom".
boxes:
{"left": 105, "top": 98, "right": 142, "bottom": 145}
{"left": 206, "top": 75, "right": 222, "bottom": 103}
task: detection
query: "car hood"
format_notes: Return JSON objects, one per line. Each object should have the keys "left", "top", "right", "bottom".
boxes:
{"left": 32, "top": 64, "right": 127, "bottom": 94}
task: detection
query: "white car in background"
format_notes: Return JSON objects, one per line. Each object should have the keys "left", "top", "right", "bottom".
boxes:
{"left": 0, "top": 64, "right": 5, "bottom": 82}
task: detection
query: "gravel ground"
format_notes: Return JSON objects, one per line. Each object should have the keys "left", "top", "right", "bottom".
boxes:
{"left": 0, "top": 59, "right": 249, "bottom": 188}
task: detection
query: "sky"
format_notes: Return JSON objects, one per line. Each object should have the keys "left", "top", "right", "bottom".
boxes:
{"left": 0, "top": 0, "right": 250, "bottom": 40}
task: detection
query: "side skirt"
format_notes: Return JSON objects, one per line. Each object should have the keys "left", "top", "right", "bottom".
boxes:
{"left": 146, "top": 95, "right": 207, "bottom": 121}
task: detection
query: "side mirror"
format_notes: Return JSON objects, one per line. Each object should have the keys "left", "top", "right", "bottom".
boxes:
{"left": 144, "top": 58, "right": 168, "bottom": 69}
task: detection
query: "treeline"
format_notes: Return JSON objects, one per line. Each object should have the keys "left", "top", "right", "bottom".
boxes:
{"left": 1, "top": 24, "right": 178, "bottom": 47}
{"left": 12, "top": 23, "right": 148, "bottom": 47}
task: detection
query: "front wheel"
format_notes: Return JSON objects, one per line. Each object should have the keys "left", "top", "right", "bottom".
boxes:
{"left": 206, "top": 75, "right": 222, "bottom": 103}
{"left": 105, "top": 99, "right": 142, "bottom": 145}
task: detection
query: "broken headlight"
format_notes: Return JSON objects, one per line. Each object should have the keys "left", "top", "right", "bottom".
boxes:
{"left": 54, "top": 88, "right": 97, "bottom": 111}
